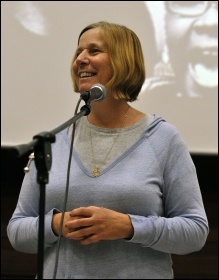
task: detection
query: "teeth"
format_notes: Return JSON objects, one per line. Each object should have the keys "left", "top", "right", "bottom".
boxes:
{"left": 80, "top": 72, "right": 94, "bottom": 78}
{"left": 189, "top": 63, "right": 218, "bottom": 88}
{"left": 203, "top": 50, "right": 218, "bottom": 56}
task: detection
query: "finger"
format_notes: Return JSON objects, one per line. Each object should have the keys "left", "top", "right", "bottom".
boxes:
{"left": 65, "top": 217, "right": 92, "bottom": 230}
{"left": 66, "top": 226, "right": 94, "bottom": 240}
{"left": 70, "top": 207, "right": 93, "bottom": 217}
{"left": 80, "top": 234, "right": 100, "bottom": 245}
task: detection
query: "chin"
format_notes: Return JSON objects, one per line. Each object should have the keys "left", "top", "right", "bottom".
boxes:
{"left": 78, "top": 81, "right": 97, "bottom": 92}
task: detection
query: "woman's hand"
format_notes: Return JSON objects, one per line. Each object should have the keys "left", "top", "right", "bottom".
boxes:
{"left": 52, "top": 211, "right": 83, "bottom": 237}
{"left": 64, "top": 206, "right": 134, "bottom": 245}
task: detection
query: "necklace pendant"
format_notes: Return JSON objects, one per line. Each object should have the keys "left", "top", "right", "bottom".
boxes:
{"left": 92, "top": 168, "right": 100, "bottom": 177}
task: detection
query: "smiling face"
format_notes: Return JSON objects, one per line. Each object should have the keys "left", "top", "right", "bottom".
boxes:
{"left": 165, "top": 1, "right": 218, "bottom": 96}
{"left": 72, "top": 28, "right": 113, "bottom": 93}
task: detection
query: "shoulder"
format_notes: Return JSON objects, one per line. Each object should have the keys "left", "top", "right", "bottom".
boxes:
{"left": 146, "top": 114, "right": 178, "bottom": 136}
{"left": 146, "top": 115, "right": 187, "bottom": 149}
{"left": 51, "top": 126, "right": 71, "bottom": 154}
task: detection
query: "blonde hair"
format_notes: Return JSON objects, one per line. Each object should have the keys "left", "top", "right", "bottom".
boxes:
{"left": 70, "top": 21, "right": 146, "bottom": 102}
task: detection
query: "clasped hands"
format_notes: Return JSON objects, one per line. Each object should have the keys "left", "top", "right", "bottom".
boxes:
{"left": 52, "top": 206, "right": 133, "bottom": 245}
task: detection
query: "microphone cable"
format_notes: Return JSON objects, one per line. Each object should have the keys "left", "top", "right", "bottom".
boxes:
{"left": 53, "top": 96, "right": 83, "bottom": 279}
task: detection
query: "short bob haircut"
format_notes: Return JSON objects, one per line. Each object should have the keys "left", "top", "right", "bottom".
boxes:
{"left": 70, "top": 21, "right": 146, "bottom": 102}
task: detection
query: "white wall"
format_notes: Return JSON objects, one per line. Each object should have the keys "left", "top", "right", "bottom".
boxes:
{"left": 1, "top": 1, "right": 218, "bottom": 154}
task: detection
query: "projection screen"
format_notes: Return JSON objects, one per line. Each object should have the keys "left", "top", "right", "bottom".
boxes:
{"left": 1, "top": 1, "right": 218, "bottom": 154}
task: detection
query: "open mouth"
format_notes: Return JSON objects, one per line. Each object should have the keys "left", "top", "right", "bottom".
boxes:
{"left": 79, "top": 72, "right": 96, "bottom": 79}
{"left": 188, "top": 47, "right": 218, "bottom": 88}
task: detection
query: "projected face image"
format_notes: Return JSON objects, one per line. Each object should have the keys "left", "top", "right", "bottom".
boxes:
{"left": 165, "top": 1, "right": 218, "bottom": 97}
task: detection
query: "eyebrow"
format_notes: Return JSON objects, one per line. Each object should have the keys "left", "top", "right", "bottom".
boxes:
{"left": 76, "top": 42, "right": 104, "bottom": 51}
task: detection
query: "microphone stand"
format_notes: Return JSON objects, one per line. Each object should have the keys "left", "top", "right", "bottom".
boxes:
{"left": 12, "top": 103, "right": 90, "bottom": 279}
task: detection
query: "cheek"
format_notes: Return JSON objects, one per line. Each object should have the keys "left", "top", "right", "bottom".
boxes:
{"left": 103, "top": 59, "right": 113, "bottom": 80}
{"left": 166, "top": 16, "right": 192, "bottom": 41}
{"left": 72, "top": 61, "right": 78, "bottom": 76}
{"left": 96, "top": 58, "right": 112, "bottom": 82}
{"left": 106, "top": 66, "right": 113, "bottom": 80}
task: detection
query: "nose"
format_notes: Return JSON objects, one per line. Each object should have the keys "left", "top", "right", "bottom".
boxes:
{"left": 75, "top": 49, "right": 89, "bottom": 66}
{"left": 192, "top": 4, "right": 218, "bottom": 39}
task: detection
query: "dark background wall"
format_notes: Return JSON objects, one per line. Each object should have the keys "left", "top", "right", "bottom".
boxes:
{"left": 1, "top": 149, "right": 218, "bottom": 279}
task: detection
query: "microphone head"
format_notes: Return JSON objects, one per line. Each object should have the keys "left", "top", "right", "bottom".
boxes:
{"left": 89, "top": 84, "right": 106, "bottom": 102}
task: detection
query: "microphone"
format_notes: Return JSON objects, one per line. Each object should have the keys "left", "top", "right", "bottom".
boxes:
{"left": 80, "top": 83, "right": 106, "bottom": 103}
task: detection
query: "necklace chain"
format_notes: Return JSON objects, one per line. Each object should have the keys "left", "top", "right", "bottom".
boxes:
{"left": 89, "top": 105, "right": 130, "bottom": 177}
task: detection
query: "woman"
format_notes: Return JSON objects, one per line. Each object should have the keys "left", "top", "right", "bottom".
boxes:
{"left": 7, "top": 21, "right": 209, "bottom": 279}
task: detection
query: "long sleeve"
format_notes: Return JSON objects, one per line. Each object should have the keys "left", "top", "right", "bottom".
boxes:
{"left": 127, "top": 123, "right": 209, "bottom": 254}
{"left": 7, "top": 154, "right": 61, "bottom": 254}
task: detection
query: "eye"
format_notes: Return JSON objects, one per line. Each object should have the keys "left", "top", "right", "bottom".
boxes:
{"left": 89, "top": 48, "right": 100, "bottom": 55}
{"left": 75, "top": 51, "right": 82, "bottom": 57}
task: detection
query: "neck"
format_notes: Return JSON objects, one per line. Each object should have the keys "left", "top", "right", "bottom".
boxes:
{"left": 88, "top": 99, "right": 130, "bottom": 128}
